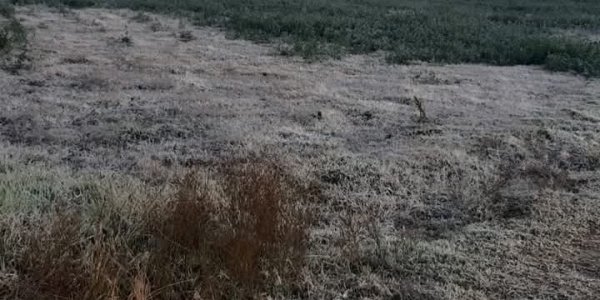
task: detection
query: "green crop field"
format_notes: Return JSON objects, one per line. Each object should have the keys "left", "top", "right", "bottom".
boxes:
{"left": 11, "top": 0, "right": 600, "bottom": 76}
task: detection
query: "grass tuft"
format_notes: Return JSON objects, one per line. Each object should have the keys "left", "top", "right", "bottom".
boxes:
{"left": 146, "top": 161, "right": 310, "bottom": 298}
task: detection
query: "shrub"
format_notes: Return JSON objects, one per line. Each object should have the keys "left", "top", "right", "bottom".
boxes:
{"left": 0, "top": 17, "right": 26, "bottom": 56}
{"left": 178, "top": 30, "right": 194, "bottom": 42}
{"left": 15, "top": 212, "right": 125, "bottom": 299}
{"left": 4, "top": 160, "right": 312, "bottom": 299}
{"left": 146, "top": 161, "right": 310, "bottom": 298}
{"left": 0, "top": 1, "right": 15, "bottom": 18}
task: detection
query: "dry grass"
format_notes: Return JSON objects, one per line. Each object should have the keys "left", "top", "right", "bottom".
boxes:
{"left": 1, "top": 6, "right": 599, "bottom": 300}
{"left": 1, "top": 160, "right": 312, "bottom": 299}
{"left": 146, "top": 161, "right": 311, "bottom": 299}
{"left": 1, "top": 130, "right": 599, "bottom": 299}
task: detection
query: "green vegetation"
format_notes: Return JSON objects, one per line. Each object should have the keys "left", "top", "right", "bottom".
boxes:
{"left": 0, "top": 2, "right": 26, "bottom": 56}
{"left": 12, "top": 0, "right": 600, "bottom": 76}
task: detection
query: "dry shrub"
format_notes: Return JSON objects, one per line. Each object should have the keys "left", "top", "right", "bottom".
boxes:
{"left": 15, "top": 212, "right": 125, "bottom": 299}
{"left": 387, "top": 127, "right": 593, "bottom": 238}
{"left": 147, "top": 161, "right": 310, "bottom": 299}
{"left": 337, "top": 210, "right": 363, "bottom": 266}
{"left": 178, "top": 30, "right": 194, "bottom": 42}
{"left": 149, "top": 22, "right": 166, "bottom": 32}
{"left": 62, "top": 55, "right": 90, "bottom": 64}
{"left": 470, "top": 129, "right": 591, "bottom": 221}
{"left": 331, "top": 202, "right": 446, "bottom": 299}
{"left": 17, "top": 213, "right": 86, "bottom": 298}
{"left": 7, "top": 160, "right": 311, "bottom": 299}
{"left": 221, "top": 162, "right": 309, "bottom": 285}
{"left": 341, "top": 204, "right": 388, "bottom": 265}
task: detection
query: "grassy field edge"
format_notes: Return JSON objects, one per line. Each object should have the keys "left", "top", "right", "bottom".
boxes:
{"left": 9, "top": 0, "right": 600, "bottom": 76}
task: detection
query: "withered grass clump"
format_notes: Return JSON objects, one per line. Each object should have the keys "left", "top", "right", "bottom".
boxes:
{"left": 5, "top": 160, "right": 311, "bottom": 299}
{"left": 15, "top": 212, "right": 128, "bottom": 300}
{"left": 146, "top": 161, "right": 310, "bottom": 299}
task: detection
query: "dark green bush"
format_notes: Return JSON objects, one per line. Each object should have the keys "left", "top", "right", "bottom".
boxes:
{"left": 0, "top": 18, "right": 26, "bottom": 55}
{"left": 0, "top": 0, "right": 15, "bottom": 18}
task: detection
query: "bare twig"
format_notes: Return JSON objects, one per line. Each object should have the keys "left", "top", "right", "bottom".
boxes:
{"left": 413, "top": 96, "right": 427, "bottom": 122}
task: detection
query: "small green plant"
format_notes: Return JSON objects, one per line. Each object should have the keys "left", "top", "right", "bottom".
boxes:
{"left": 1, "top": 3, "right": 28, "bottom": 73}
{"left": 0, "top": 18, "right": 26, "bottom": 56}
